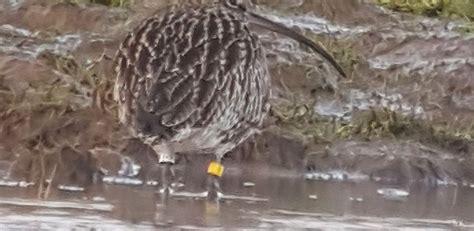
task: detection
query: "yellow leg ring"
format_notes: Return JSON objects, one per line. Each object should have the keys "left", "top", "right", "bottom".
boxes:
{"left": 207, "top": 161, "right": 224, "bottom": 177}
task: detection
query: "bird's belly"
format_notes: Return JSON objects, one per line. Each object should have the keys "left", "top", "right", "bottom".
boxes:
{"left": 169, "top": 118, "right": 257, "bottom": 155}
{"left": 169, "top": 126, "right": 223, "bottom": 153}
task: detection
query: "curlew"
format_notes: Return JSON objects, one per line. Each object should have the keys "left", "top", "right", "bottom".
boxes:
{"left": 113, "top": 0, "right": 346, "bottom": 197}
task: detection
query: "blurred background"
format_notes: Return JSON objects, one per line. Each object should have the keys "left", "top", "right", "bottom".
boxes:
{"left": 0, "top": 0, "right": 473, "bottom": 229}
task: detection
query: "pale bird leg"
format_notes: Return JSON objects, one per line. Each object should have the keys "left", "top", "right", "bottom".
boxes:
{"left": 153, "top": 144, "right": 176, "bottom": 196}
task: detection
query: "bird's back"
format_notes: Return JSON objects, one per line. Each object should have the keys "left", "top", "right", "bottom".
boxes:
{"left": 114, "top": 3, "right": 271, "bottom": 154}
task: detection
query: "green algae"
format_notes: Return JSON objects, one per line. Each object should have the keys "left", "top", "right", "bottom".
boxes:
{"left": 66, "top": 0, "right": 131, "bottom": 7}
{"left": 376, "top": 0, "right": 474, "bottom": 19}
{"left": 375, "top": 0, "right": 474, "bottom": 32}
{"left": 89, "top": 0, "right": 130, "bottom": 7}
{"left": 273, "top": 101, "right": 473, "bottom": 154}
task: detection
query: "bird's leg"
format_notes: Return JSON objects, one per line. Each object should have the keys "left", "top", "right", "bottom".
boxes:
{"left": 206, "top": 159, "right": 224, "bottom": 200}
{"left": 159, "top": 162, "right": 175, "bottom": 195}
{"left": 154, "top": 144, "right": 176, "bottom": 196}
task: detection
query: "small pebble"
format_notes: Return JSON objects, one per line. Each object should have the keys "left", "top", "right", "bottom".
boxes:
{"left": 349, "top": 197, "right": 364, "bottom": 202}
{"left": 92, "top": 196, "right": 106, "bottom": 202}
{"left": 377, "top": 188, "right": 409, "bottom": 201}
{"left": 0, "top": 180, "right": 34, "bottom": 188}
{"left": 243, "top": 182, "right": 256, "bottom": 187}
{"left": 171, "top": 182, "right": 185, "bottom": 188}
{"left": 57, "top": 185, "right": 85, "bottom": 192}
{"left": 308, "top": 194, "right": 318, "bottom": 200}
{"left": 146, "top": 180, "right": 159, "bottom": 186}
{"left": 0, "top": 180, "right": 19, "bottom": 187}
{"left": 102, "top": 176, "right": 143, "bottom": 186}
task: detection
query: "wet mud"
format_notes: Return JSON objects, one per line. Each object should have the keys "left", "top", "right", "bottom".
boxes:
{"left": 0, "top": 0, "right": 474, "bottom": 229}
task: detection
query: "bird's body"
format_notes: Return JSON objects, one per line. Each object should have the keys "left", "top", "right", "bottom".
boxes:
{"left": 114, "top": 3, "right": 270, "bottom": 162}
{"left": 114, "top": 0, "right": 345, "bottom": 194}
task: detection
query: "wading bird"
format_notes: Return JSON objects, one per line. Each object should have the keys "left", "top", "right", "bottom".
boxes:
{"left": 113, "top": 0, "right": 346, "bottom": 197}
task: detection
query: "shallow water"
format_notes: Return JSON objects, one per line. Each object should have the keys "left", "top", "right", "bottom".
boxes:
{"left": 1, "top": 169, "right": 474, "bottom": 230}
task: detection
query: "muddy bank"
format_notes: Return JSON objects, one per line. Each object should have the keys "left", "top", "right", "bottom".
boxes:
{"left": 0, "top": 0, "right": 473, "bottom": 196}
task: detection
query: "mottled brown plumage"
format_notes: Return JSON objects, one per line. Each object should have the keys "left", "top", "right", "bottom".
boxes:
{"left": 113, "top": 0, "right": 345, "bottom": 192}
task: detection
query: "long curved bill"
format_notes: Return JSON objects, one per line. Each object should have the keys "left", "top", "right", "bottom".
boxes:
{"left": 246, "top": 11, "right": 347, "bottom": 78}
